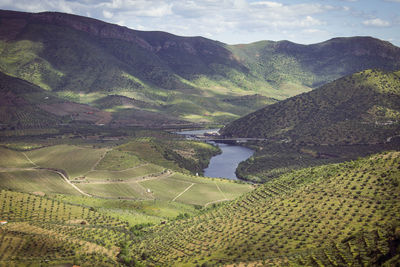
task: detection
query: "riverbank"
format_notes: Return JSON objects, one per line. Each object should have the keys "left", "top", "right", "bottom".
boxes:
{"left": 176, "top": 129, "right": 255, "bottom": 180}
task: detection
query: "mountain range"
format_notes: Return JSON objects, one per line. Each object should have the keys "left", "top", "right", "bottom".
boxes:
{"left": 1, "top": 8, "right": 400, "bottom": 267}
{"left": 1, "top": 10, "right": 400, "bottom": 125}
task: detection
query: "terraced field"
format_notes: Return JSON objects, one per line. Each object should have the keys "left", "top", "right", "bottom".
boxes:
{"left": 0, "top": 146, "right": 34, "bottom": 168}
{"left": 84, "top": 164, "right": 164, "bottom": 181}
{"left": 140, "top": 173, "right": 253, "bottom": 206}
{"left": 0, "top": 143, "right": 252, "bottom": 206}
{"left": 26, "top": 145, "right": 108, "bottom": 178}
{"left": 0, "top": 140, "right": 252, "bottom": 266}
{"left": 52, "top": 195, "right": 202, "bottom": 226}
{"left": 0, "top": 190, "right": 128, "bottom": 266}
{"left": 0, "top": 169, "right": 78, "bottom": 195}
{"left": 77, "top": 171, "right": 253, "bottom": 206}
{"left": 94, "top": 150, "right": 142, "bottom": 171}
{"left": 130, "top": 151, "right": 400, "bottom": 266}
{"left": 1, "top": 148, "right": 399, "bottom": 266}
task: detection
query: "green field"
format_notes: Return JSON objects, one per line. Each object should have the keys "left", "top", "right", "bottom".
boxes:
{"left": 0, "top": 169, "right": 78, "bottom": 195}
{"left": 0, "top": 143, "right": 251, "bottom": 207}
{"left": 53, "top": 195, "right": 200, "bottom": 226}
{"left": 77, "top": 182, "right": 147, "bottom": 199}
{"left": 84, "top": 164, "right": 164, "bottom": 181}
{"left": 94, "top": 149, "right": 142, "bottom": 171}
{"left": 0, "top": 146, "right": 34, "bottom": 168}
{"left": 76, "top": 172, "right": 253, "bottom": 206}
{"left": 140, "top": 173, "right": 253, "bottom": 206}
{"left": 26, "top": 145, "right": 107, "bottom": 178}
{"left": 140, "top": 177, "right": 191, "bottom": 201}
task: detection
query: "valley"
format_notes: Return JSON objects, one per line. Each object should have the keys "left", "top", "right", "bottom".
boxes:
{"left": 0, "top": 8, "right": 399, "bottom": 267}
{"left": 1, "top": 10, "right": 400, "bottom": 126}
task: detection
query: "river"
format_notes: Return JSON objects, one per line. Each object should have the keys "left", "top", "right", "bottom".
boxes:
{"left": 176, "top": 129, "right": 254, "bottom": 180}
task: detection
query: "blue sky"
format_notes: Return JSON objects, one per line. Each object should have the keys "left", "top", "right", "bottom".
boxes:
{"left": 0, "top": 0, "right": 399, "bottom": 46}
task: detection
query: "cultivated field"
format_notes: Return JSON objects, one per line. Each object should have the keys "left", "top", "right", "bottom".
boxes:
{"left": 130, "top": 151, "right": 400, "bottom": 266}
{"left": 26, "top": 145, "right": 108, "bottom": 178}
{"left": 0, "top": 146, "right": 34, "bottom": 168}
{"left": 0, "top": 143, "right": 252, "bottom": 206}
{"left": 0, "top": 169, "right": 78, "bottom": 195}
{"left": 0, "top": 190, "right": 127, "bottom": 266}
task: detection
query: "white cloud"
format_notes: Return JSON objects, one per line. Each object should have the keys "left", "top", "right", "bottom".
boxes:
{"left": 250, "top": 1, "right": 283, "bottom": 8}
{"left": 363, "top": 18, "right": 391, "bottom": 27}
{"left": 102, "top": 10, "right": 113, "bottom": 19}
{"left": 300, "top": 16, "right": 323, "bottom": 27}
{"left": 0, "top": 0, "right": 399, "bottom": 46}
{"left": 100, "top": 0, "right": 173, "bottom": 17}
{"left": 303, "top": 28, "right": 327, "bottom": 34}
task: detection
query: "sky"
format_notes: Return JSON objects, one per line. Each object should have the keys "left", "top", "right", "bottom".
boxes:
{"left": 0, "top": 0, "right": 399, "bottom": 46}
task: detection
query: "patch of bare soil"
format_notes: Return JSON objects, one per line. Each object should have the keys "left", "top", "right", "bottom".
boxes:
{"left": 31, "top": 191, "right": 46, "bottom": 197}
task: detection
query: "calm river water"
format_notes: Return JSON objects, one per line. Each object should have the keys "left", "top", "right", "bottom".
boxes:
{"left": 176, "top": 129, "right": 254, "bottom": 180}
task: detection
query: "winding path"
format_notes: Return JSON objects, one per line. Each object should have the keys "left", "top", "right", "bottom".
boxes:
{"left": 50, "top": 170, "right": 91, "bottom": 197}
{"left": 21, "top": 152, "right": 91, "bottom": 197}
{"left": 214, "top": 181, "right": 227, "bottom": 199}
{"left": 22, "top": 152, "right": 38, "bottom": 167}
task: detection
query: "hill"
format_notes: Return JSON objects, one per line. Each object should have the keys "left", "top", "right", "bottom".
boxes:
{"left": 1, "top": 150, "right": 398, "bottom": 266}
{"left": 230, "top": 37, "right": 400, "bottom": 89}
{"left": 0, "top": 71, "right": 62, "bottom": 130}
{"left": 127, "top": 151, "right": 400, "bottom": 266}
{"left": 221, "top": 69, "right": 400, "bottom": 145}
{"left": 1, "top": 10, "right": 400, "bottom": 124}
{"left": 0, "top": 70, "right": 192, "bottom": 132}
{"left": 0, "top": 10, "right": 269, "bottom": 124}
{"left": 0, "top": 190, "right": 124, "bottom": 266}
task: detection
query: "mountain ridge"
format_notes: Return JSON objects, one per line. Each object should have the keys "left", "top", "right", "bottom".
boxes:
{"left": 1, "top": 9, "right": 400, "bottom": 124}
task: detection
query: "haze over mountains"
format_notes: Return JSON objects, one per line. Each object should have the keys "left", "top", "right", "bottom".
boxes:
{"left": 1, "top": 9, "right": 400, "bottom": 125}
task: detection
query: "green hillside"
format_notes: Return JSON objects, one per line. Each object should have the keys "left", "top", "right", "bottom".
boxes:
{"left": 222, "top": 69, "right": 400, "bottom": 145}
{"left": 0, "top": 190, "right": 127, "bottom": 266}
{"left": 0, "top": 71, "right": 62, "bottom": 130}
{"left": 1, "top": 150, "right": 398, "bottom": 266}
{"left": 0, "top": 70, "right": 193, "bottom": 133}
{"left": 221, "top": 69, "right": 400, "bottom": 182}
{"left": 1, "top": 8, "right": 400, "bottom": 266}
{"left": 1, "top": 10, "right": 400, "bottom": 124}
{"left": 129, "top": 151, "right": 400, "bottom": 266}
{"left": 0, "top": 10, "right": 271, "bottom": 124}
{"left": 0, "top": 70, "right": 110, "bottom": 131}
{"left": 230, "top": 37, "right": 400, "bottom": 89}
